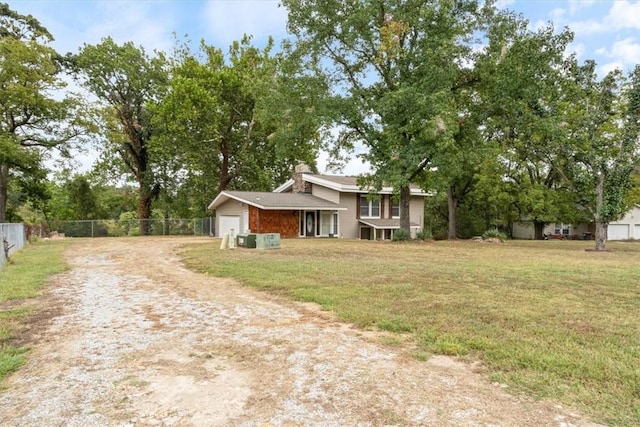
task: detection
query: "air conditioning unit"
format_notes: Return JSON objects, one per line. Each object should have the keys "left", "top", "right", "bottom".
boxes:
{"left": 236, "top": 233, "right": 256, "bottom": 248}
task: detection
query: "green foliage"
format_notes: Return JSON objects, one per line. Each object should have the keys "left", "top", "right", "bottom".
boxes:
{"left": 414, "top": 229, "right": 432, "bottom": 241}
{"left": 283, "top": 0, "right": 488, "bottom": 232}
{"left": 0, "top": 239, "right": 68, "bottom": 382}
{"left": 377, "top": 317, "right": 414, "bottom": 333}
{"left": 391, "top": 228, "right": 411, "bottom": 242}
{"left": 71, "top": 37, "right": 168, "bottom": 231}
{"left": 151, "top": 35, "right": 325, "bottom": 219}
{"left": 0, "top": 4, "right": 84, "bottom": 222}
{"left": 561, "top": 62, "right": 640, "bottom": 249}
{"left": 482, "top": 228, "right": 508, "bottom": 241}
{"left": 0, "top": 345, "right": 28, "bottom": 379}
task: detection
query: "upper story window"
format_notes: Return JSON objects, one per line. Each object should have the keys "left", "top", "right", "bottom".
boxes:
{"left": 360, "top": 195, "right": 380, "bottom": 218}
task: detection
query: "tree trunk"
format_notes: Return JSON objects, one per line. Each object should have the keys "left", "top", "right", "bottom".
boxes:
{"left": 0, "top": 164, "right": 8, "bottom": 223}
{"left": 399, "top": 184, "right": 411, "bottom": 233}
{"left": 595, "top": 221, "right": 608, "bottom": 251}
{"left": 594, "top": 171, "right": 607, "bottom": 251}
{"left": 219, "top": 143, "right": 231, "bottom": 191}
{"left": 138, "top": 190, "right": 152, "bottom": 236}
{"left": 533, "top": 220, "right": 546, "bottom": 240}
{"left": 447, "top": 185, "right": 457, "bottom": 239}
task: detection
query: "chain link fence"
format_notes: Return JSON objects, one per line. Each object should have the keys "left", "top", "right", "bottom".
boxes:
{"left": 42, "top": 218, "right": 214, "bottom": 238}
{"left": 1, "top": 223, "right": 27, "bottom": 269}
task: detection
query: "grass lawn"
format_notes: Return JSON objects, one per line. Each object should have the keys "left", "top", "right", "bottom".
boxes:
{"left": 181, "top": 238, "right": 640, "bottom": 426}
{"left": 0, "top": 239, "right": 69, "bottom": 382}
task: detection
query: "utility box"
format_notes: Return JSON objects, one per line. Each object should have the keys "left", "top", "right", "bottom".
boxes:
{"left": 255, "top": 233, "right": 281, "bottom": 250}
{"left": 236, "top": 233, "right": 257, "bottom": 248}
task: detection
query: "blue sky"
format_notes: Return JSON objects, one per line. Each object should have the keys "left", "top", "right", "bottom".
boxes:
{"left": 6, "top": 0, "right": 640, "bottom": 174}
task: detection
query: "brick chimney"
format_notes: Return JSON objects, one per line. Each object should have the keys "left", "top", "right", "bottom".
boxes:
{"left": 293, "top": 163, "right": 312, "bottom": 193}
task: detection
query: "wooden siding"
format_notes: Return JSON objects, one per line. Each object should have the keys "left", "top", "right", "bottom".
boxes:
{"left": 249, "top": 206, "right": 299, "bottom": 238}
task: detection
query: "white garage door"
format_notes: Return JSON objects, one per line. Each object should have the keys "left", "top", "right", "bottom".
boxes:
{"left": 608, "top": 224, "right": 630, "bottom": 240}
{"left": 218, "top": 215, "right": 240, "bottom": 237}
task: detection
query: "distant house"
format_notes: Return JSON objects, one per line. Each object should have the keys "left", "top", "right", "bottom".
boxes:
{"left": 208, "top": 164, "right": 429, "bottom": 239}
{"left": 511, "top": 205, "right": 640, "bottom": 240}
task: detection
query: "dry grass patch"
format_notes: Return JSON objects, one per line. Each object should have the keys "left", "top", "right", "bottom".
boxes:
{"left": 0, "top": 239, "right": 70, "bottom": 382}
{"left": 180, "top": 238, "right": 640, "bottom": 426}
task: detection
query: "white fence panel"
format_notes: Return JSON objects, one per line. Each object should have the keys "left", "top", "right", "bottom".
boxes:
{"left": 1, "top": 223, "right": 26, "bottom": 269}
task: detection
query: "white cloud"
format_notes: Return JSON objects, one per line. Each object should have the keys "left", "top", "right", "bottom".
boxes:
{"left": 598, "top": 61, "right": 624, "bottom": 77}
{"left": 82, "top": 2, "right": 177, "bottom": 53}
{"left": 597, "top": 38, "right": 640, "bottom": 69}
{"left": 568, "top": 19, "right": 606, "bottom": 35}
{"left": 202, "top": 0, "right": 288, "bottom": 48}
{"left": 495, "top": 0, "right": 515, "bottom": 8}
{"left": 568, "top": 0, "right": 640, "bottom": 35}
{"left": 568, "top": 0, "right": 596, "bottom": 15}
{"left": 606, "top": 1, "right": 640, "bottom": 30}
{"left": 549, "top": 7, "right": 566, "bottom": 23}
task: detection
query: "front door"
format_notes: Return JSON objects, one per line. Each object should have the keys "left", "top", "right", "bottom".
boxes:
{"left": 305, "top": 212, "right": 315, "bottom": 237}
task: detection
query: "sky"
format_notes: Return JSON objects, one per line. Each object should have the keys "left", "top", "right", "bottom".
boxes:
{"left": 5, "top": 0, "right": 640, "bottom": 175}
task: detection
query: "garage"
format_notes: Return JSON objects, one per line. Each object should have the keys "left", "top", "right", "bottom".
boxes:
{"left": 608, "top": 224, "right": 630, "bottom": 240}
{"left": 217, "top": 215, "right": 240, "bottom": 238}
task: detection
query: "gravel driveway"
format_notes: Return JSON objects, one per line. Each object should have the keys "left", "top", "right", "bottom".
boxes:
{"left": 0, "top": 237, "right": 600, "bottom": 426}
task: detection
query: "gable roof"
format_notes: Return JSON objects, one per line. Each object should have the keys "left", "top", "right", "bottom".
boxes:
{"left": 273, "top": 174, "right": 429, "bottom": 195}
{"left": 208, "top": 191, "right": 347, "bottom": 211}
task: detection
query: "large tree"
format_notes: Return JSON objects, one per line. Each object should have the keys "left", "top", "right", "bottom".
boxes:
{"left": 70, "top": 37, "right": 167, "bottom": 234}
{"left": 479, "top": 21, "right": 578, "bottom": 240}
{"left": 152, "top": 35, "right": 325, "bottom": 216}
{"left": 283, "top": 0, "right": 497, "bottom": 233}
{"left": 563, "top": 62, "right": 640, "bottom": 250}
{"left": 0, "top": 3, "right": 82, "bottom": 222}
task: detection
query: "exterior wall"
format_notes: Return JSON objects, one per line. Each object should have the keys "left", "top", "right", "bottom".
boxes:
{"left": 409, "top": 196, "right": 425, "bottom": 232}
{"left": 312, "top": 185, "right": 340, "bottom": 204}
{"left": 338, "top": 193, "right": 426, "bottom": 239}
{"left": 610, "top": 206, "right": 640, "bottom": 239}
{"left": 338, "top": 193, "right": 360, "bottom": 239}
{"left": 249, "top": 206, "right": 299, "bottom": 238}
{"left": 214, "top": 200, "right": 247, "bottom": 237}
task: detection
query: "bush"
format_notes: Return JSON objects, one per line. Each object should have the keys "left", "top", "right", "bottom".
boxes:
{"left": 415, "top": 229, "right": 432, "bottom": 240}
{"left": 482, "top": 228, "right": 508, "bottom": 241}
{"left": 392, "top": 228, "right": 411, "bottom": 242}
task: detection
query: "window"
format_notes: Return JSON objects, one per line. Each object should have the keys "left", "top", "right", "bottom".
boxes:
{"left": 391, "top": 199, "right": 400, "bottom": 218}
{"left": 360, "top": 195, "right": 381, "bottom": 218}
{"left": 554, "top": 224, "right": 570, "bottom": 235}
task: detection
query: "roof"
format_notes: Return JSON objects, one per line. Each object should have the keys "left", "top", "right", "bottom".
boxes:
{"left": 208, "top": 191, "right": 347, "bottom": 211}
{"left": 359, "top": 218, "right": 421, "bottom": 229}
{"left": 273, "top": 174, "right": 429, "bottom": 196}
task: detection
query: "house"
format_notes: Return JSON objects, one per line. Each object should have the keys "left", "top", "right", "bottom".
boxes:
{"left": 208, "top": 164, "right": 429, "bottom": 239}
{"left": 511, "top": 205, "right": 640, "bottom": 240}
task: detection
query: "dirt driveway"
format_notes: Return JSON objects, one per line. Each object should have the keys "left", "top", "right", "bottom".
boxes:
{"left": 0, "top": 237, "right": 600, "bottom": 426}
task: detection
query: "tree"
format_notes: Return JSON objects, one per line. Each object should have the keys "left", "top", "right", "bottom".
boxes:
{"left": 70, "top": 37, "right": 167, "bottom": 234}
{"left": 479, "top": 21, "right": 578, "bottom": 239}
{"left": 152, "top": 35, "right": 325, "bottom": 216}
{"left": 0, "top": 3, "right": 82, "bottom": 222}
{"left": 284, "top": 0, "right": 495, "bottom": 233}
{"left": 563, "top": 62, "right": 640, "bottom": 250}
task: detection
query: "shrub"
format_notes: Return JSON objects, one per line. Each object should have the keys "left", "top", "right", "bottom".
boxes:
{"left": 482, "top": 228, "right": 508, "bottom": 241}
{"left": 392, "top": 228, "right": 411, "bottom": 242}
{"left": 415, "top": 229, "right": 432, "bottom": 240}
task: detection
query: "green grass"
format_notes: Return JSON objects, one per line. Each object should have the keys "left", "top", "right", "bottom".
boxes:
{"left": 180, "top": 238, "right": 640, "bottom": 426}
{"left": 0, "top": 239, "right": 70, "bottom": 382}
